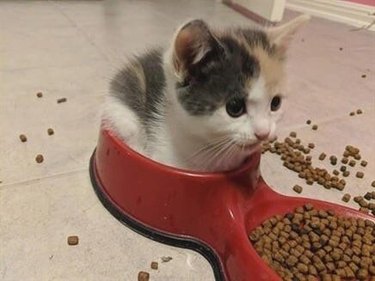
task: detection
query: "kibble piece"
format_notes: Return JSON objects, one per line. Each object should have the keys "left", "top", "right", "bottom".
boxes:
{"left": 19, "top": 134, "right": 27, "bottom": 142}
{"left": 349, "top": 111, "right": 355, "bottom": 116}
{"left": 67, "top": 235, "right": 79, "bottom": 246}
{"left": 343, "top": 171, "right": 350, "bottom": 177}
{"left": 357, "top": 108, "right": 363, "bottom": 114}
{"left": 356, "top": 171, "right": 364, "bottom": 178}
{"left": 357, "top": 269, "right": 368, "bottom": 280}
{"left": 289, "top": 131, "right": 297, "bottom": 138}
{"left": 293, "top": 185, "right": 303, "bottom": 194}
{"left": 349, "top": 160, "right": 356, "bottom": 167}
{"left": 57, "top": 97, "right": 67, "bottom": 103}
{"left": 372, "top": 181, "right": 375, "bottom": 187}
{"left": 36, "top": 92, "right": 43, "bottom": 98}
{"left": 319, "top": 153, "right": 327, "bottom": 161}
{"left": 306, "top": 120, "right": 312, "bottom": 125}
{"left": 360, "top": 160, "right": 368, "bottom": 167}
{"left": 35, "top": 154, "right": 44, "bottom": 163}
{"left": 47, "top": 128, "right": 54, "bottom": 135}
{"left": 341, "top": 194, "right": 351, "bottom": 203}
{"left": 308, "top": 143, "right": 315, "bottom": 149}
{"left": 312, "top": 124, "right": 318, "bottom": 130}
{"left": 340, "top": 165, "right": 347, "bottom": 172}
{"left": 138, "top": 271, "right": 150, "bottom": 281}
{"left": 333, "top": 170, "right": 339, "bottom": 176}
{"left": 151, "top": 261, "right": 158, "bottom": 270}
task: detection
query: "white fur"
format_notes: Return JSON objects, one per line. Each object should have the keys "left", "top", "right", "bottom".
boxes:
{"left": 103, "top": 52, "right": 284, "bottom": 172}
{"left": 102, "top": 16, "right": 308, "bottom": 172}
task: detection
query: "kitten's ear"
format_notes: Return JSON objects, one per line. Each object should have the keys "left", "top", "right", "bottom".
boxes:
{"left": 267, "top": 14, "right": 311, "bottom": 55}
{"left": 172, "top": 19, "right": 224, "bottom": 78}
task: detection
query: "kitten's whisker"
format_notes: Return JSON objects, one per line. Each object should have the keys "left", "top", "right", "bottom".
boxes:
{"left": 186, "top": 136, "right": 231, "bottom": 161}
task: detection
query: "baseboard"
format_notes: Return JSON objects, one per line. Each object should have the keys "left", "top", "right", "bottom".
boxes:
{"left": 287, "top": 0, "right": 375, "bottom": 31}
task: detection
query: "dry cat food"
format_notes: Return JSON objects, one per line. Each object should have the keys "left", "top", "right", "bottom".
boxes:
{"left": 35, "top": 154, "right": 44, "bottom": 163}
{"left": 249, "top": 204, "right": 375, "bottom": 281}
{"left": 138, "top": 271, "right": 150, "bottom": 281}
{"left": 350, "top": 112, "right": 355, "bottom": 116}
{"left": 19, "top": 134, "right": 27, "bottom": 142}
{"left": 36, "top": 92, "right": 43, "bottom": 98}
{"left": 263, "top": 136, "right": 346, "bottom": 191}
{"left": 47, "top": 128, "right": 54, "bottom": 135}
{"left": 342, "top": 194, "right": 351, "bottom": 203}
{"left": 372, "top": 181, "right": 375, "bottom": 188}
{"left": 356, "top": 172, "right": 364, "bottom": 179}
{"left": 150, "top": 261, "right": 158, "bottom": 270}
{"left": 306, "top": 120, "right": 312, "bottom": 125}
{"left": 67, "top": 235, "right": 79, "bottom": 246}
{"left": 312, "top": 125, "right": 318, "bottom": 130}
{"left": 293, "top": 185, "right": 303, "bottom": 194}
{"left": 361, "top": 74, "right": 367, "bottom": 78}
{"left": 57, "top": 97, "right": 67, "bottom": 103}
{"left": 357, "top": 109, "right": 363, "bottom": 114}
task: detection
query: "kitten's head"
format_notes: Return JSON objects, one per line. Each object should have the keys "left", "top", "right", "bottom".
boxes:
{"left": 167, "top": 16, "right": 310, "bottom": 171}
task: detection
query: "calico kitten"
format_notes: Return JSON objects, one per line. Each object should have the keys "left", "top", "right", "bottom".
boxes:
{"left": 102, "top": 15, "right": 310, "bottom": 172}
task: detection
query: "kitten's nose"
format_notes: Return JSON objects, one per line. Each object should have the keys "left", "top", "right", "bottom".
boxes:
{"left": 255, "top": 131, "right": 270, "bottom": 141}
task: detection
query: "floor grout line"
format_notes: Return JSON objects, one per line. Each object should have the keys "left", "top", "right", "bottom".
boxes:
{"left": 0, "top": 167, "right": 89, "bottom": 190}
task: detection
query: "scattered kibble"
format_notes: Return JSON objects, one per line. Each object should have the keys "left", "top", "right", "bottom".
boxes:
{"left": 36, "top": 92, "right": 43, "bottom": 98}
{"left": 290, "top": 132, "right": 297, "bottom": 138}
{"left": 306, "top": 120, "right": 311, "bottom": 125}
{"left": 342, "top": 193, "right": 351, "bottom": 202}
{"left": 349, "top": 111, "right": 355, "bottom": 116}
{"left": 67, "top": 235, "right": 79, "bottom": 246}
{"left": 339, "top": 47, "right": 343, "bottom": 51}
{"left": 349, "top": 160, "right": 356, "bottom": 167}
{"left": 308, "top": 143, "right": 315, "bottom": 149}
{"left": 357, "top": 109, "right": 363, "bottom": 114}
{"left": 35, "top": 154, "right": 44, "bottom": 163}
{"left": 57, "top": 97, "right": 67, "bottom": 104}
{"left": 19, "top": 134, "right": 27, "bottom": 142}
{"left": 343, "top": 171, "right": 350, "bottom": 177}
{"left": 47, "top": 128, "right": 54, "bottom": 135}
{"left": 356, "top": 171, "right": 364, "bottom": 178}
{"left": 372, "top": 181, "right": 375, "bottom": 188}
{"left": 150, "top": 261, "right": 158, "bottom": 270}
{"left": 138, "top": 271, "right": 150, "bottom": 281}
{"left": 293, "top": 185, "right": 303, "bottom": 194}
{"left": 333, "top": 170, "right": 339, "bottom": 176}
{"left": 312, "top": 124, "right": 318, "bottom": 130}
{"left": 361, "top": 74, "right": 366, "bottom": 78}
{"left": 329, "top": 155, "right": 337, "bottom": 165}
{"left": 319, "top": 153, "right": 326, "bottom": 161}
{"left": 360, "top": 160, "right": 368, "bottom": 167}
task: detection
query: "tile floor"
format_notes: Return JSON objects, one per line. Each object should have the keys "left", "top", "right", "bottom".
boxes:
{"left": 0, "top": 1, "right": 374, "bottom": 281}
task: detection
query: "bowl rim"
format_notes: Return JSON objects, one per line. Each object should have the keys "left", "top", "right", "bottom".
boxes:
{"left": 103, "top": 128, "right": 260, "bottom": 180}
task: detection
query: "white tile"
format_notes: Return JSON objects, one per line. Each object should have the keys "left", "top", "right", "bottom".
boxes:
{"left": 0, "top": 171, "right": 215, "bottom": 281}
{"left": 0, "top": 62, "right": 111, "bottom": 185}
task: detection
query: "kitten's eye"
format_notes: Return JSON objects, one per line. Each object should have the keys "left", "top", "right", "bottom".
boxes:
{"left": 271, "top": 95, "right": 282, "bottom": 111}
{"left": 226, "top": 97, "right": 246, "bottom": 118}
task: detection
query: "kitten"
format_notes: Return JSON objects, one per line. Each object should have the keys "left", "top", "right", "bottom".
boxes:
{"left": 102, "top": 15, "right": 310, "bottom": 172}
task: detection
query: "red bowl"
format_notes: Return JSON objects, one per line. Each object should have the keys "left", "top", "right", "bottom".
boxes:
{"left": 90, "top": 128, "right": 375, "bottom": 281}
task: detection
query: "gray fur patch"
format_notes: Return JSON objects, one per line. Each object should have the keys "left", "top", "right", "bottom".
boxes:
{"left": 176, "top": 36, "right": 260, "bottom": 116}
{"left": 110, "top": 49, "right": 166, "bottom": 134}
{"left": 239, "top": 29, "right": 276, "bottom": 56}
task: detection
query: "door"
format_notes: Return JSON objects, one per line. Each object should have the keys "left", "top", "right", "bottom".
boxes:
{"left": 225, "top": 0, "right": 286, "bottom": 22}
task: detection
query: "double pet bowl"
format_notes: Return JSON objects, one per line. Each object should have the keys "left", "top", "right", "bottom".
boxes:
{"left": 89, "top": 128, "right": 374, "bottom": 281}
